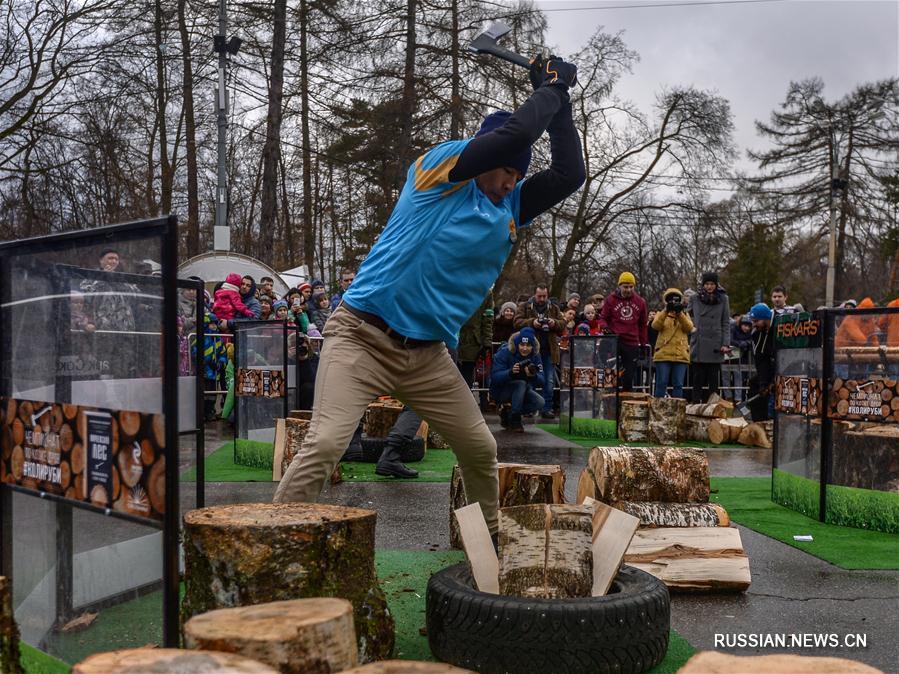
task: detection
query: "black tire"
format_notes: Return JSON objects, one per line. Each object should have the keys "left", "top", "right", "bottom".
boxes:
{"left": 359, "top": 436, "right": 426, "bottom": 463}
{"left": 426, "top": 563, "right": 670, "bottom": 674}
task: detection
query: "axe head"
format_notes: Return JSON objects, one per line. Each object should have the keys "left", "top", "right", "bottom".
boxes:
{"left": 468, "top": 20, "right": 513, "bottom": 55}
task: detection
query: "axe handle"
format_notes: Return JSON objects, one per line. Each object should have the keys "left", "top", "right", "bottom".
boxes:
{"left": 471, "top": 43, "right": 531, "bottom": 68}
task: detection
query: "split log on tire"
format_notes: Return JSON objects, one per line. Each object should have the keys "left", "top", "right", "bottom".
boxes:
{"left": 707, "top": 417, "right": 748, "bottom": 445}
{"left": 677, "top": 651, "right": 886, "bottom": 674}
{"left": 577, "top": 446, "right": 710, "bottom": 504}
{"left": 342, "top": 661, "right": 475, "bottom": 674}
{"left": 364, "top": 399, "right": 405, "bottom": 438}
{"left": 72, "top": 648, "right": 279, "bottom": 674}
{"left": 449, "top": 464, "right": 565, "bottom": 549}
{"left": 680, "top": 415, "right": 712, "bottom": 443}
{"left": 181, "top": 503, "right": 395, "bottom": 663}
{"left": 736, "top": 422, "right": 772, "bottom": 449}
{"left": 498, "top": 504, "right": 592, "bottom": 598}
{"left": 184, "top": 598, "right": 358, "bottom": 674}
{"left": 612, "top": 501, "right": 729, "bottom": 528}
{"left": 624, "top": 526, "right": 750, "bottom": 592}
{"left": 426, "top": 563, "right": 670, "bottom": 674}
{"left": 649, "top": 397, "right": 686, "bottom": 445}
{"left": 0, "top": 577, "right": 22, "bottom": 674}
{"left": 618, "top": 400, "right": 650, "bottom": 442}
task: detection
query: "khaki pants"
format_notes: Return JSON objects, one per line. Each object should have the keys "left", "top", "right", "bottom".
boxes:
{"left": 274, "top": 306, "right": 500, "bottom": 532}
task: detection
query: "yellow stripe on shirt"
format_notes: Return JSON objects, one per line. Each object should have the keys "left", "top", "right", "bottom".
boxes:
{"left": 415, "top": 153, "right": 460, "bottom": 192}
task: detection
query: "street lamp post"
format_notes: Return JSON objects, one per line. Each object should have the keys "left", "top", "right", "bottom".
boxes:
{"left": 213, "top": 0, "right": 241, "bottom": 252}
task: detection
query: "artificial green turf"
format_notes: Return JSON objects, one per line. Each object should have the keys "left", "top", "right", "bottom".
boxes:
{"left": 181, "top": 441, "right": 274, "bottom": 482}
{"left": 538, "top": 424, "right": 742, "bottom": 449}
{"left": 341, "top": 449, "right": 456, "bottom": 483}
{"left": 233, "top": 438, "right": 277, "bottom": 469}
{"left": 28, "top": 549, "right": 695, "bottom": 671}
{"left": 20, "top": 643, "right": 69, "bottom": 674}
{"left": 712, "top": 477, "right": 899, "bottom": 569}
{"left": 558, "top": 415, "right": 618, "bottom": 439}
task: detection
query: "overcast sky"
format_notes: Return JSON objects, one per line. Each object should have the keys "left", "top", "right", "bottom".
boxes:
{"left": 535, "top": 0, "right": 899, "bottom": 177}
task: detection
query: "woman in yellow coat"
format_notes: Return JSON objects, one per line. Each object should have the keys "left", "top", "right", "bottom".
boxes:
{"left": 652, "top": 288, "right": 694, "bottom": 398}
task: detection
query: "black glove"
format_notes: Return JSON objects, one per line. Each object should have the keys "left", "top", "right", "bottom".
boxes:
{"left": 534, "top": 57, "right": 577, "bottom": 90}
{"left": 528, "top": 54, "right": 549, "bottom": 91}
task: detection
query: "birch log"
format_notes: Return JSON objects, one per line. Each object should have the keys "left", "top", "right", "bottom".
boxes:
{"left": 184, "top": 598, "right": 357, "bottom": 674}
{"left": 611, "top": 501, "right": 729, "bottom": 528}
{"left": 649, "top": 397, "right": 687, "bottom": 445}
{"left": 498, "top": 504, "right": 593, "bottom": 598}
{"left": 736, "top": 422, "right": 772, "bottom": 449}
{"left": 680, "top": 415, "right": 712, "bottom": 443}
{"left": 73, "top": 649, "right": 279, "bottom": 674}
{"left": 619, "top": 401, "right": 650, "bottom": 442}
{"left": 707, "top": 418, "right": 747, "bottom": 445}
{"left": 577, "top": 446, "right": 710, "bottom": 504}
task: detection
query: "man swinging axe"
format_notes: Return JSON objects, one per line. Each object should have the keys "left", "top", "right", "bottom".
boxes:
{"left": 274, "top": 51, "right": 585, "bottom": 536}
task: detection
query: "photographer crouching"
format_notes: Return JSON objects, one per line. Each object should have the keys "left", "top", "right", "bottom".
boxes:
{"left": 490, "top": 328, "right": 545, "bottom": 433}
{"left": 651, "top": 288, "right": 694, "bottom": 398}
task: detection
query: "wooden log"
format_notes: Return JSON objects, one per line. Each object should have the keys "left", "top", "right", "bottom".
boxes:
{"left": 427, "top": 428, "right": 449, "bottom": 449}
{"left": 181, "top": 503, "right": 394, "bottom": 663}
{"left": 184, "top": 598, "right": 357, "bottom": 674}
{"left": 611, "top": 501, "right": 729, "bottom": 528}
{"left": 289, "top": 410, "right": 314, "bottom": 420}
{"left": 832, "top": 427, "right": 899, "bottom": 491}
{"left": 342, "top": 661, "right": 475, "bottom": 674}
{"left": 619, "top": 400, "right": 650, "bottom": 442}
{"left": 73, "top": 648, "right": 279, "bottom": 674}
{"left": 364, "top": 399, "right": 405, "bottom": 438}
{"left": 649, "top": 397, "right": 686, "bottom": 445}
{"left": 283, "top": 418, "right": 310, "bottom": 477}
{"left": 676, "top": 652, "right": 886, "bottom": 674}
{"left": 707, "top": 417, "right": 747, "bottom": 445}
{"left": 680, "top": 415, "right": 712, "bottom": 443}
{"left": 624, "top": 526, "right": 751, "bottom": 592}
{"left": 449, "top": 463, "right": 565, "bottom": 549}
{"left": 736, "top": 422, "right": 772, "bottom": 449}
{"left": 498, "top": 504, "right": 593, "bottom": 598}
{"left": 587, "top": 500, "right": 640, "bottom": 596}
{"left": 0, "top": 577, "right": 22, "bottom": 674}
{"left": 582, "top": 446, "right": 710, "bottom": 504}
{"left": 453, "top": 503, "right": 498, "bottom": 594}
{"left": 684, "top": 402, "right": 729, "bottom": 418}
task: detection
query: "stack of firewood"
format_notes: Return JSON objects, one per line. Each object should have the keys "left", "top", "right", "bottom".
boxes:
{"left": 678, "top": 394, "right": 773, "bottom": 448}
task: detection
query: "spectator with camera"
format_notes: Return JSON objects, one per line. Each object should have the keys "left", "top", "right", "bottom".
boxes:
{"left": 597, "top": 271, "right": 648, "bottom": 392}
{"left": 490, "top": 327, "right": 545, "bottom": 432}
{"left": 514, "top": 284, "right": 565, "bottom": 419}
{"left": 687, "top": 271, "right": 731, "bottom": 403}
{"left": 651, "top": 289, "right": 693, "bottom": 398}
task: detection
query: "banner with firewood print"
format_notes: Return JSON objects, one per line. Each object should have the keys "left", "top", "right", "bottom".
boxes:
{"left": 236, "top": 368, "right": 286, "bottom": 398}
{"left": 0, "top": 398, "right": 166, "bottom": 523}
{"left": 774, "top": 376, "right": 823, "bottom": 416}
{"left": 830, "top": 378, "right": 899, "bottom": 422}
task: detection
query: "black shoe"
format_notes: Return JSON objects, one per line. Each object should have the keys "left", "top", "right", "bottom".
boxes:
{"left": 508, "top": 413, "right": 524, "bottom": 433}
{"left": 499, "top": 407, "right": 510, "bottom": 428}
{"left": 540, "top": 410, "right": 556, "bottom": 420}
{"left": 375, "top": 460, "right": 419, "bottom": 478}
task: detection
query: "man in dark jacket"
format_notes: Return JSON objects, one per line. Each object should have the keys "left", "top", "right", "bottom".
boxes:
{"left": 729, "top": 315, "right": 753, "bottom": 401}
{"left": 490, "top": 328, "right": 545, "bottom": 432}
{"left": 513, "top": 284, "right": 565, "bottom": 419}
{"left": 688, "top": 271, "right": 731, "bottom": 402}
{"left": 748, "top": 303, "right": 775, "bottom": 420}
{"left": 598, "top": 272, "right": 648, "bottom": 392}
{"left": 457, "top": 291, "right": 494, "bottom": 409}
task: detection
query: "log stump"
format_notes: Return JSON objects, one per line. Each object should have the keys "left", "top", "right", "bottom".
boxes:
{"left": 611, "top": 501, "right": 729, "bottom": 528}
{"left": 677, "top": 651, "right": 885, "bottom": 674}
{"left": 498, "top": 504, "right": 593, "bottom": 598}
{"left": 72, "top": 648, "right": 279, "bottom": 674}
{"left": 680, "top": 415, "right": 712, "bottom": 443}
{"left": 0, "top": 577, "right": 22, "bottom": 674}
{"left": 364, "top": 399, "right": 405, "bottom": 438}
{"left": 283, "top": 417, "right": 311, "bottom": 476}
{"left": 649, "top": 397, "right": 686, "bottom": 445}
{"left": 184, "top": 598, "right": 357, "bottom": 674}
{"left": 577, "top": 446, "right": 709, "bottom": 504}
{"left": 181, "top": 503, "right": 394, "bottom": 663}
{"left": 449, "top": 463, "right": 565, "bottom": 548}
{"left": 707, "top": 418, "right": 747, "bottom": 445}
{"left": 342, "top": 662, "right": 474, "bottom": 674}
{"left": 289, "top": 410, "right": 314, "bottom": 420}
{"left": 619, "top": 400, "right": 650, "bottom": 442}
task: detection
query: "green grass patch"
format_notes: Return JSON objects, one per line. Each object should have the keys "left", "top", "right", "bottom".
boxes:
{"left": 342, "top": 449, "right": 456, "bottom": 483}
{"left": 233, "top": 438, "right": 276, "bottom": 469}
{"left": 825, "top": 482, "right": 899, "bottom": 534}
{"left": 539, "top": 424, "right": 742, "bottom": 449}
{"left": 21, "top": 643, "right": 69, "bottom": 674}
{"left": 558, "top": 415, "right": 618, "bottom": 439}
{"left": 772, "top": 468, "right": 820, "bottom": 519}
{"left": 181, "top": 441, "right": 273, "bottom": 482}
{"left": 712, "top": 477, "right": 899, "bottom": 569}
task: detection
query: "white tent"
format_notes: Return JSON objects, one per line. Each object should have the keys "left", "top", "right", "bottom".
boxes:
{"left": 178, "top": 252, "right": 291, "bottom": 296}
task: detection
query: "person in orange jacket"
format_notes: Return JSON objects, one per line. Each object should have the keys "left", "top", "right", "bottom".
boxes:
{"left": 834, "top": 297, "right": 878, "bottom": 348}
{"left": 883, "top": 297, "right": 899, "bottom": 347}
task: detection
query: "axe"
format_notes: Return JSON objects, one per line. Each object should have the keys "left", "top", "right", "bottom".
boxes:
{"left": 468, "top": 21, "right": 532, "bottom": 68}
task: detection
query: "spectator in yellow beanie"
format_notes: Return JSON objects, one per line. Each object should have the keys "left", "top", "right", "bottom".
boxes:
{"left": 598, "top": 271, "right": 647, "bottom": 391}
{"left": 618, "top": 271, "right": 636, "bottom": 286}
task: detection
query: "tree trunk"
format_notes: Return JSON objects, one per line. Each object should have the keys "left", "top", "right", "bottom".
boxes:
{"left": 73, "top": 648, "right": 278, "bottom": 673}
{"left": 342, "top": 662, "right": 475, "bottom": 674}
{"left": 181, "top": 503, "right": 395, "bottom": 663}
{"left": 178, "top": 0, "right": 199, "bottom": 256}
{"left": 259, "top": 0, "right": 287, "bottom": 264}
{"left": 498, "top": 504, "right": 593, "bottom": 598}
{"left": 624, "top": 526, "right": 750, "bottom": 592}
{"left": 619, "top": 400, "right": 650, "bottom": 442}
{"left": 678, "top": 652, "right": 885, "bottom": 674}
{"left": 450, "top": 464, "right": 565, "bottom": 549}
{"left": 299, "top": 0, "right": 314, "bottom": 270}
{"left": 0, "top": 577, "right": 22, "bottom": 674}
{"left": 680, "top": 415, "right": 713, "bottom": 443}
{"left": 579, "top": 446, "right": 710, "bottom": 504}
{"left": 708, "top": 418, "right": 748, "bottom": 445}
{"left": 184, "top": 598, "right": 358, "bottom": 674}
{"left": 154, "top": 0, "right": 172, "bottom": 214}
{"left": 649, "top": 397, "right": 686, "bottom": 445}
{"left": 611, "top": 501, "right": 729, "bottom": 528}
{"left": 394, "top": 0, "right": 417, "bottom": 188}
{"left": 448, "top": 0, "right": 462, "bottom": 139}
